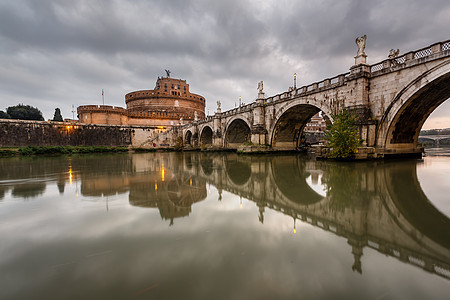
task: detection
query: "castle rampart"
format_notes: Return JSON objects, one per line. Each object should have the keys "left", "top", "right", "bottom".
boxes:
{"left": 77, "top": 75, "right": 206, "bottom": 127}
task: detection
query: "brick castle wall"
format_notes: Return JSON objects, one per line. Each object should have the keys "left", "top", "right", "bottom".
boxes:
{"left": 0, "top": 119, "right": 138, "bottom": 147}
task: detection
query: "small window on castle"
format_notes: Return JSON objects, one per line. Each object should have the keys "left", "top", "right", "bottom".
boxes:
{"left": 171, "top": 84, "right": 174, "bottom": 88}
{"left": 164, "top": 84, "right": 167, "bottom": 87}
{"left": 178, "top": 85, "right": 180, "bottom": 89}
{"left": 184, "top": 86, "right": 186, "bottom": 90}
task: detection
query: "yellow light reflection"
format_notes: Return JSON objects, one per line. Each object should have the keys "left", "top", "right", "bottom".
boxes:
{"left": 161, "top": 164, "right": 165, "bottom": 182}
{"left": 68, "top": 167, "right": 73, "bottom": 184}
{"left": 155, "top": 181, "right": 158, "bottom": 191}
{"left": 190, "top": 178, "right": 192, "bottom": 186}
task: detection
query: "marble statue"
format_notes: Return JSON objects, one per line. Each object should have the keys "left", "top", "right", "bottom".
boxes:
{"left": 257, "top": 81, "right": 264, "bottom": 93}
{"left": 355, "top": 35, "right": 367, "bottom": 56}
{"left": 388, "top": 49, "right": 400, "bottom": 59}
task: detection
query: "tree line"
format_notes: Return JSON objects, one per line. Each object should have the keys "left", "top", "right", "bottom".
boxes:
{"left": 0, "top": 105, "right": 63, "bottom": 121}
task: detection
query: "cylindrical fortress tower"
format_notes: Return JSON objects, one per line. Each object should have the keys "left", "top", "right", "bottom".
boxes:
{"left": 125, "top": 77, "right": 205, "bottom": 120}
{"left": 77, "top": 75, "right": 206, "bottom": 126}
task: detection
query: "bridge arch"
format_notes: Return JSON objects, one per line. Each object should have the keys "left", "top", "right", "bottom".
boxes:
{"left": 269, "top": 101, "right": 332, "bottom": 150}
{"left": 199, "top": 125, "right": 213, "bottom": 146}
{"left": 224, "top": 117, "right": 251, "bottom": 148}
{"left": 378, "top": 60, "right": 450, "bottom": 151}
{"left": 184, "top": 130, "right": 193, "bottom": 145}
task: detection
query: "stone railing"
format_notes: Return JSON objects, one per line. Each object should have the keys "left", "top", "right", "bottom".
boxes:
{"left": 370, "top": 39, "right": 450, "bottom": 74}
{"left": 264, "top": 73, "right": 349, "bottom": 105}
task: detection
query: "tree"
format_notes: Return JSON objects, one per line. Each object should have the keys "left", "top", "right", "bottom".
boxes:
{"left": 0, "top": 110, "right": 10, "bottom": 119}
{"left": 325, "top": 109, "right": 362, "bottom": 159}
{"left": 53, "top": 108, "right": 63, "bottom": 122}
{"left": 6, "top": 104, "right": 44, "bottom": 121}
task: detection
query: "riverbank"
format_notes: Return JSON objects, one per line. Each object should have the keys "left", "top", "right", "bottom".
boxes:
{"left": 0, "top": 146, "right": 130, "bottom": 157}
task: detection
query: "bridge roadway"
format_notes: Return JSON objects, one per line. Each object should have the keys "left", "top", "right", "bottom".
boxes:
{"left": 155, "top": 38, "right": 450, "bottom": 157}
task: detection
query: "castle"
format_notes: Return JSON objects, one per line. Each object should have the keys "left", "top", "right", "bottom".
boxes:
{"left": 77, "top": 74, "right": 206, "bottom": 128}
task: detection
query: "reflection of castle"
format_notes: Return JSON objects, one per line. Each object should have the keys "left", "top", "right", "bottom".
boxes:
{"left": 77, "top": 75, "right": 206, "bottom": 127}
{"left": 78, "top": 153, "right": 207, "bottom": 225}
{"left": 128, "top": 174, "right": 206, "bottom": 225}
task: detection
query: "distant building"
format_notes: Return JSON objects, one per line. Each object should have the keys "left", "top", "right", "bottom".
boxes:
{"left": 304, "top": 112, "right": 327, "bottom": 133}
{"left": 77, "top": 75, "right": 206, "bottom": 128}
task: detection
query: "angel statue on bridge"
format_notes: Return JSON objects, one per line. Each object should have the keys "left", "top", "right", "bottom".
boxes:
{"left": 257, "top": 81, "right": 264, "bottom": 93}
{"left": 355, "top": 35, "right": 367, "bottom": 56}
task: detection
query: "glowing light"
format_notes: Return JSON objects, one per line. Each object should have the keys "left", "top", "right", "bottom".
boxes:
{"left": 161, "top": 164, "right": 165, "bottom": 182}
{"left": 155, "top": 181, "right": 158, "bottom": 191}
{"left": 66, "top": 125, "right": 73, "bottom": 131}
{"left": 293, "top": 228, "right": 297, "bottom": 234}
{"left": 68, "top": 167, "right": 73, "bottom": 184}
{"left": 190, "top": 178, "right": 192, "bottom": 186}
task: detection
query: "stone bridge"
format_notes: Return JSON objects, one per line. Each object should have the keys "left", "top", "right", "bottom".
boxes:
{"left": 172, "top": 38, "right": 450, "bottom": 157}
{"left": 418, "top": 135, "right": 450, "bottom": 147}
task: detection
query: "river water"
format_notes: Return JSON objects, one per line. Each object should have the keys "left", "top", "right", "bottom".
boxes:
{"left": 0, "top": 149, "right": 449, "bottom": 299}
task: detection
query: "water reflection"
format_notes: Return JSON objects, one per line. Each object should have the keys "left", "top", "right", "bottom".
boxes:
{"left": 0, "top": 152, "right": 449, "bottom": 288}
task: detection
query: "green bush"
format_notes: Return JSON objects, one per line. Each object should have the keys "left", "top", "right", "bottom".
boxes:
{"left": 0, "top": 149, "right": 16, "bottom": 156}
{"left": 325, "top": 109, "right": 363, "bottom": 159}
{"left": 16, "top": 146, "right": 129, "bottom": 156}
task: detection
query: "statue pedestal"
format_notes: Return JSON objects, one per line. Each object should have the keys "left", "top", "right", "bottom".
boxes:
{"left": 354, "top": 53, "right": 367, "bottom": 65}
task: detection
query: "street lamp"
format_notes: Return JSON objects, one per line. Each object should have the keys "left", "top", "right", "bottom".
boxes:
{"left": 294, "top": 73, "right": 297, "bottom": 89}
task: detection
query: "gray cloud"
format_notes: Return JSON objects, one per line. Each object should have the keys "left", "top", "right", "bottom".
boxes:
{"left": 0, "top": 0, "right": 449, "bottom": 128}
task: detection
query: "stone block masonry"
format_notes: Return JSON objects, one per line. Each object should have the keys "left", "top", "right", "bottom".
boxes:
{"left": 0, "top": 119, "right": 162, "bottom": 147}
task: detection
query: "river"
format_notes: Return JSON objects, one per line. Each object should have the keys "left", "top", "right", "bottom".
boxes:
{"left": 0, "top": 149, "right": 449, "bottom": 299}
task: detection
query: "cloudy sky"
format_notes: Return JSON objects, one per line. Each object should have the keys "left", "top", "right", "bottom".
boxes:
{"left": 0, "top": 0, "right": 449, "bottom": 129}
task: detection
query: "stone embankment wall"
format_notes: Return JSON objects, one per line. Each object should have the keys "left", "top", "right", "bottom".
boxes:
{"left": 0, "top": 119, "right": 163, "bottom": 147}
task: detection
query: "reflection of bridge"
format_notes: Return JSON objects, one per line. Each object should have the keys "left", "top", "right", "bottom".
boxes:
{"left": 3, "top": 153, "right": 448, "bottom": 279}
{"left": 163, "top": 39, "right": 450, "bottom": 157}
{"left": 180, "top": 153, "right": 450, "bottom": 279}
